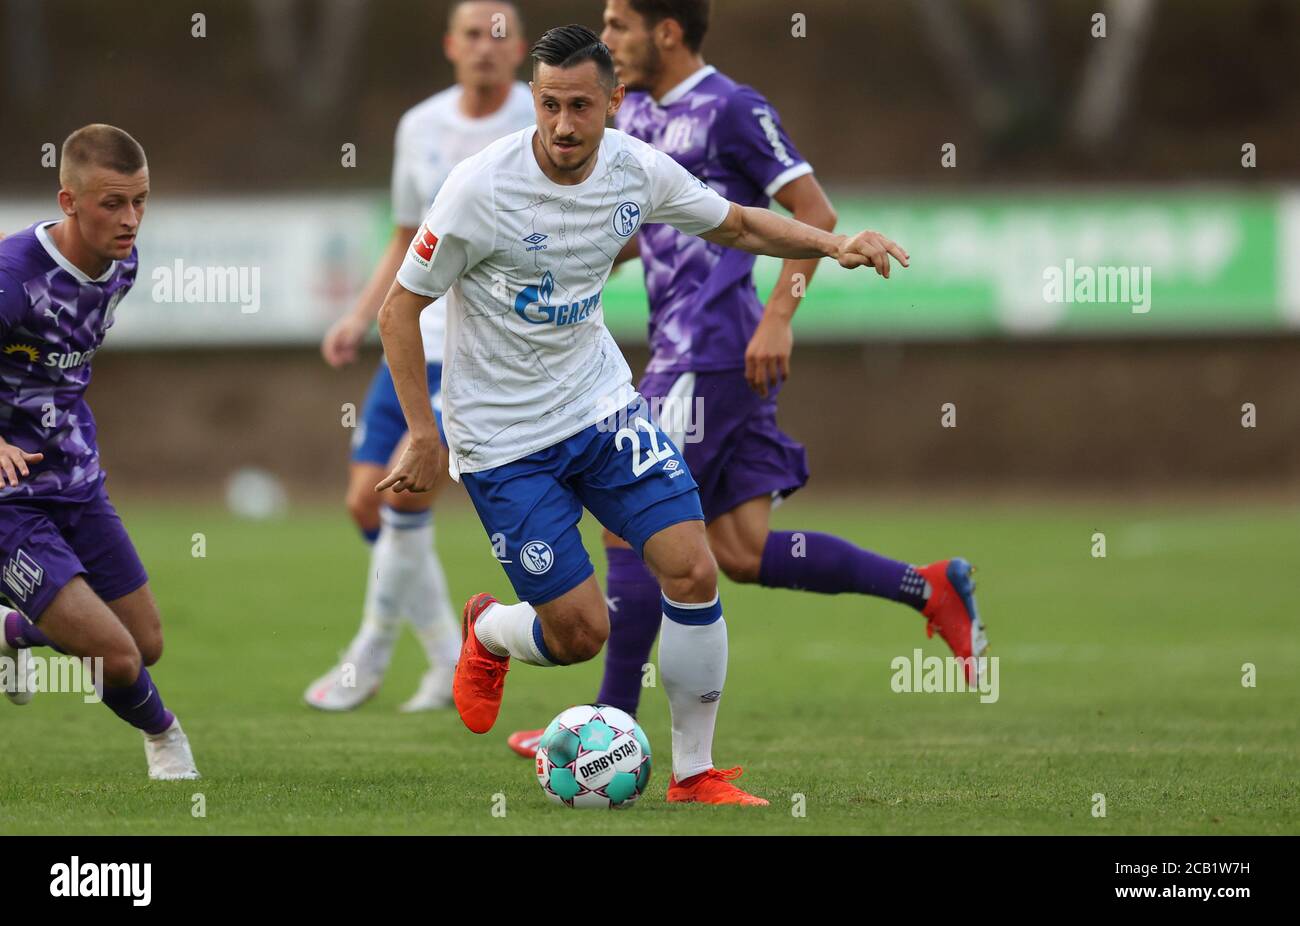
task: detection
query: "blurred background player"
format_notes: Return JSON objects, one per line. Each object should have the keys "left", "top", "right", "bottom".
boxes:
{"left": 0, "top": 124, "right": 199, "bottom": 780}
{"left": 377, "top": 24, "right": 907, "bottom": 804}
{"left": 304, "top": 0, "right": 533, "bottom": 712}
{"left": 506, "top": 0, "right": 988, "bottom": 757}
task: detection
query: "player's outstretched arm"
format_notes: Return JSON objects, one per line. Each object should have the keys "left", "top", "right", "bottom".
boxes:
{"left": 374, "top": 281, "right": 443, "bottom": 494}
{"left": 701, "top": 203, "right": 909, "bottom": 278}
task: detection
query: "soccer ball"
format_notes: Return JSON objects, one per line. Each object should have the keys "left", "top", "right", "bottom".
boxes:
{"left": 536, "top": 704, "right": 651, "bottom": 808}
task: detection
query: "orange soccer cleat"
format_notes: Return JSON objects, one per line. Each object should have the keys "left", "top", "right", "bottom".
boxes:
{"left": 452, "top": 593, "right": 510, "bottom": 734}
{"left": 507, "top": 728, "right": 545, "bottom": 758}
{"left": 666, "top": 766, "right": 769, "bottom": 806}
{"left": 918, "top": 558, "right": 990, "bottom": 686}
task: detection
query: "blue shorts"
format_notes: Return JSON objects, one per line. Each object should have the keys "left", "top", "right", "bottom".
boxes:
{"left": 350, "top": 360, "right": 445, "bottom": 465}
{"left": 461, "top": 396, "right": 703, "bottom": 606}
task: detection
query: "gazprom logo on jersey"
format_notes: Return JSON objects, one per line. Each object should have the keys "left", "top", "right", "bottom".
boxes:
{"left": 613, "top": 201, "right": 642, "bottom": 238}
{"left": 514, "top": 271, "right": 601, "bottom": 327}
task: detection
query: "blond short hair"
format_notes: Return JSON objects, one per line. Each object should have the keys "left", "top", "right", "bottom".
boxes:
{"left": 59, "top": 124, "right": 148, "bottom": 191}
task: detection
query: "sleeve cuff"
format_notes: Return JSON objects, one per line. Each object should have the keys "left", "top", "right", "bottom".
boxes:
{"left": 765, "top": 162, "right": 814, "bottom": 200}
{"left": 394, "top": 269, "right": 443, "bottom": 300}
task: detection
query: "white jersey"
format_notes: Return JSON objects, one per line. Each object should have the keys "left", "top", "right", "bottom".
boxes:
{"left": 390, "top": 82, "right": 535, "bottom": 363}
{"left": 396, "top": 126, "right": 732, "bottom": 478}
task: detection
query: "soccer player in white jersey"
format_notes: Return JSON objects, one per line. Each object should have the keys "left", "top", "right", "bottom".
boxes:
{"left": 304, "top": 1, "right": 534, "bottom": 712}
{"left": 375, "top": 25, "right": 908, "bottom": 805}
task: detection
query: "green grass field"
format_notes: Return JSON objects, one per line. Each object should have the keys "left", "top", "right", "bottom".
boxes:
{"left": 2, "top": 495, "right": 1297, "bottom": 835}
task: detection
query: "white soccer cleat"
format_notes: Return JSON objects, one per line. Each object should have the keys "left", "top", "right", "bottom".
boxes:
{"left": 398, "top": 663, "right": 455, "bottom": 713}
{"left": 303, "top": 659, "right": 383, "bottom": 712}
{"left": 144, "top": 718, "right": 201, "bottom": 781}
{"left": 0, "top": 636, "right": 36, "bottom": 706}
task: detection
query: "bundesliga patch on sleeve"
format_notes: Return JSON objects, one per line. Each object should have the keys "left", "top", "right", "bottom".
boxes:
{"left": 411, "top": 225, "right": 439, "bottom": 268}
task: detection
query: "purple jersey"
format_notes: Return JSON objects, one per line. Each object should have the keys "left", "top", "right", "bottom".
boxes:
{"left": 617, "top": 67, "right": 813, "bottom": 375}
{"left": 0, "top": 222, "right": 137, "bottom": 502}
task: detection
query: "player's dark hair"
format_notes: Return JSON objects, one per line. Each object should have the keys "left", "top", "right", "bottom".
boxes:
{"left": 628, "top": 0, "right": 711, "bottom": 52}
{"left": 530, "top": 24, "right": 617, "bottom": 91}
{"left": 60, "top": 124, "right": 147, "bottom": 186}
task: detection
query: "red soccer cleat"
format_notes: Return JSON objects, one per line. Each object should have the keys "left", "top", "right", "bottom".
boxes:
{"left": 452, "top": 593, "right": 510, "bottom": 734}
{"left": 666, "top": 767, "right": 769, "bottom": 806}
{"left": 917, "top": 558, "right": 990, "bottom": 686}
{"left": 507, "top": 728, "right": 545, "bottom": 758}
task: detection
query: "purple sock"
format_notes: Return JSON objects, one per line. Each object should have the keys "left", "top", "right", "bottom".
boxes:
{"left": 3, "top": 610, "right": 63, "bottom": 652}
{"left": 759, "top": 530, "right": 928, "bottom": 611}
{"left": 596, "top": 547, "right": 662, "bottom": 717}
{"left": 101, "top": 666, "right": 174, "bottom": 736}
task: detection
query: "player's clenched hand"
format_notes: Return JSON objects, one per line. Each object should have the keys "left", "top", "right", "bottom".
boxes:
{"left": 0, "top": 441, "right": 43, "bottom": 488}
{"left": 834, "top": 231, "right": 909, "bottom": 278}
{"left": 321, "top": 314, "right": 370, "bottom": 368}
{"left": 375, "top": 437, "right": 441, "bottom": 494}
{"left": 745, "top": 316, "right": 793, "bottom": 398}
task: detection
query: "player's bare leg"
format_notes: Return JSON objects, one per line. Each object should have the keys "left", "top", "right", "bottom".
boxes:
{"left": 504, "top": 526, "right": 645, "bottom": 757}
{"left": 306, "top": 438, "right": 460, "bottom": 712}
{"left": 104, "top": 582, "right": 164, "bottom": 667}
{"left": 704, "top": 494, "right": 772, "bottom": 584}
{"left": 505, "top": 527, "right": 656, "bottom": 758}
{"left": 640, "top": 519, "right": 767, "bottom": 806}
{"left": 710, "top": 493, "right": 989, "bottom": 684}
{"left": 34, "top": 578, "right": 198, "bottom": 780}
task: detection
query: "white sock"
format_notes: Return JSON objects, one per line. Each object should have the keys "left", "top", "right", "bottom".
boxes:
{"left": 385, "top": 511, "right": 461, "bottom": 669}
{"left": 473, "top": 601, "right": 555, "bottom": 667}
{"left": 346, "top": 515, "right": 414, "bottom": 672}
{"left": 659, "top": 594, "right": 728, "bottom": 781}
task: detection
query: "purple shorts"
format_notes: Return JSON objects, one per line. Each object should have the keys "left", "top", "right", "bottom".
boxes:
{"left": 0, "top": 479, "right": 148, "bottom": 620}
{"left": 639, "top": 368, "right": 809, "bottom": 524}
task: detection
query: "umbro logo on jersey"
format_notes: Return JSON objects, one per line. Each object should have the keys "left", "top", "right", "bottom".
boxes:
{"left": 411, "top": 225, "right": 439, "bottom": 267}
{"left": 522, "top": 233, "right": 549, "bottom": 252}
{"left": 663, "top": 458, "right": 685, "bottom": 478}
